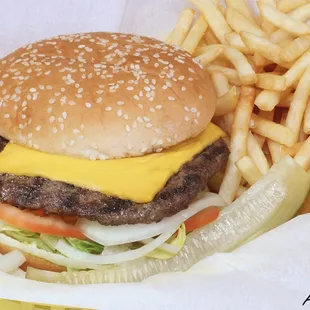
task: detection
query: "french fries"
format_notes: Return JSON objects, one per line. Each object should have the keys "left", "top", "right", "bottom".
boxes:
{"left": 256, "top": 73, "right": 286, "bottom": 91}
{"left": 210, "top": 70, "right": 230, "bottom": 97}
{"left": 250, "top": 114, "right": 295, "bottom": 147}
{"left": 215, "top": 86, "right": 238, "bottom": 116}
{"left": 285, "top": 67, "right": 310, "bottom": 143}
{"left": 182, "top": 15, "right": 208, "bottom": 54}
{"left": 277, "top": 0, "right": 310, "bottom": 14}
{"left": 196, "top": 45, "right": 224, "bottom": 67}
{"left": 207, "top": 65, "right": 242, "bottom": 85}
{"left": 254, "top": 89, "right": 281, "bottom": 111}
{"left": 167, "top": 0, "right": 310, "bottom": 206}
{"left": 279, "top": 35, "right": 310, "bottom": 62}
{"left": 236, "top": 156, "right": 263, "bottom": 185}
{"left": 166, "top": 8, "right": 195, "bottom": 45}
{"left": 219, "top": 86, "right": 255, "bottom": 203}
{"left": 226, "top": 8, "right": 266, "bottom": 37}
{"left": 295, "top": 136, "right": 310, "bottom": 171}
{"left": 259, "top": 2, "right": 310, "bottom": 36}
{"left": 225, "top": 0, "right": 257, "bottom": 25}
{"left": 223, "top": 46, "right": 257, "bottom": 85}
{"left": 225, "top": 32, "right": 251, "bottom": 54}
{"left": 304, "top": 99, "right": 310, "bottom": 134}
{"left": 191, "top": 0, "right": 232, "bottom": 43}
{"left": 247, "top": 132, "right": 270, "bottom": 174}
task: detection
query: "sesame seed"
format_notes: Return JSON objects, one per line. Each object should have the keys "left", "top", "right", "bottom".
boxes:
{"left": 168, "top": 96, "right": 175, "bottom": 101}
{"left": 60, "top": 124, "right": 65, "bottom": 131}
{"left": 127, "top": 86, "right": 134, "bottom": 91}
{"left": 105, "top": 106, "right": 112, "bottom": 111}
{"left": 29, "top": 88, "right": 37, "bottom": 92}
{"left": 52, "top": 127, "right": 58, "bottom": 134}
{"left": 156, "top": 148, "right": 163, "bottom": 153}
{"left": 62, "top": 112, "right": 68, "bottom": 119}
{"left": 178, "top": 76, "right": 185, "bottom": 80}
{"left": 4, "top": 114, "right": 10, "bottom": 119}
{"left": 185, "top": 116, "right": 190, "bottom": 121}
{"left": 137, "top": 116, "right": 143, "bottom": 123}
{"left": 191, "top": 107, "right": 197, "bottom": 113}
{"left": 49, "top": 98, "right": 56, "bottom": 104}
{"left": 199, "top": 95, "right": 203, "bottom": 100}
{"left": 49, "top": 116, "right": 55, "bottom": 123}
{"left": 181, "top": 86, "right": 187, "bottom": 92}
{"left": 85, "top": 102, "right": 92, "bottom": 108}
{"left": 133, "top": 95, "right": 140, "bottom": 100}
{"left": 126, "top": 125, "right": 131, "bottom": 132}
{"left": 96, "top": 97, "right": 103, "bottom": 104}
{"left": 146, "top": 123, "right": 152, "bottom": 128}
{"left": 123, "top": 114, "right": 129, "bottom": 120}
{"left": 117, "top": 101, "right": 124, "bottom": 106}
{"left": 138, "top": 104, "right": 143, "bottom": 109}
{"left": 36, "top": 126, "right": 41, "bottom": 131}
{"left": 117, "top": 109, "right": 123, "bottom": 117}
{"left": 150, "top": 108, "right": 155, "bottom": 113}
{"left": 194, "top": 119, "right": 199, "bottom": 124}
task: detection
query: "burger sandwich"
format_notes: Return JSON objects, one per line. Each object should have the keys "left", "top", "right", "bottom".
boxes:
{"left": 0, "top": 32, "right": 230, "bottom": 283}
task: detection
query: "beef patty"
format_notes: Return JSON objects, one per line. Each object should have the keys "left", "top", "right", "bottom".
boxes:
{"left": 0, "top": 137, "right": 229, "bottom": 225}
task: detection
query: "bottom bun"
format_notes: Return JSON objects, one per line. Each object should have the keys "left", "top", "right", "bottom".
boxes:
{"left": 0, "top": 243, "right": 65, "bottom": 272}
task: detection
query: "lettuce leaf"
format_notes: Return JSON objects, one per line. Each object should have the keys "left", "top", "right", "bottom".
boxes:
{"left": 0, "top": 226, "right": 54, "bottom": 253}
{"left": 66, "top": 238, "right": 104, "bottom": 254}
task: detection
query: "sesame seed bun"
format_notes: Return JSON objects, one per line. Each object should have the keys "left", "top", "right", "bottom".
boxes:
{"left": 0, "top": 32, "right": 216, "bottom": 159}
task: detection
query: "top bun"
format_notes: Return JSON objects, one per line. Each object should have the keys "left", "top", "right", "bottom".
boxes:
{"left": 0, "top": 32, "right": 216, "bottom": 159}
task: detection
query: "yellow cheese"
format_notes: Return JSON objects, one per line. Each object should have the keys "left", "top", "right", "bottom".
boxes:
{"left": 0, "top": 123, "right": 224, "bottom": 203}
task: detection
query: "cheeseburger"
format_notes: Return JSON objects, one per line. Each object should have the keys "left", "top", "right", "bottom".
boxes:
{"left": 0, "top": 32, "right": 229, "bottom": 280}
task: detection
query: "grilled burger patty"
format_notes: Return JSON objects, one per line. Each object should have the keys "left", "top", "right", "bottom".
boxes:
{"left": 0, "top": 137, "right": 229, "bottom": 225}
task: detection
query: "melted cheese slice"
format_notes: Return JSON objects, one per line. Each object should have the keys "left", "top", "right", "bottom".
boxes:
{"left": 0, "top": 123, "right": 224, "bottom": 203}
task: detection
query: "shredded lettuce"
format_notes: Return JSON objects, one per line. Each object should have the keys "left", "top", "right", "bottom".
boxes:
{"left": 66, "top": 238, "right": 104, "bottom": 255}
{"left": 0, "top": 226, "right": 54, "bottom": 253}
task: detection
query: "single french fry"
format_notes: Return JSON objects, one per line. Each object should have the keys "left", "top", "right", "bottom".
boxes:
{"left": 267, "top": 139, "right": 283, "bottom": 164}
{"left": 304, "top": 99, "right": 310, "bottom": 134}
{"left": 191, "top": 0, "right": 232, "bottom": 43}
{"left": 226, "top": 8, "right": 266, "bottom": 37}
{"left": 204, "top": 28, "right": 220, "bottom": 45}
{"left": 299, "top": 122, "right": 308, "bottom": 142}
{"left": 279, "top": 35, "right": 310, "bottom": 62}
{"left": 223, "top": 46, "right": 257, "bottom": 85}
{"left": 294, "top": 136, "right": 310, "bottom": 170}
{"left": 210, "top": 70, "right": 230, "bottom": 97}
{"left": 256, "top": 73, "right": 286, "bottom": 91}
{"left": 236, "top": 156, "right": 264, "bottom": 185}
{"left": 195, "top": 45, "right": 224, "bottom": 67}
{"left": 285, "top": 66, "right": 310, "bottom": 143}
{"left": 207, "top": 65, "right": 242, "bottom": 85}
{"left": 182, "top": 15, "right": 209, "bottom": 54}
{"left": 192, "top": 39, "right": 208, "bottom": 57}
{"left": 247, "top": 132, "right": 270, "bottom": 175}
{"left": 259, "top": 2, "right": 310, "bottom": 36}
{"left": 219, "top": 86, "right": 256, "bottom": 203}
{"left": 253, "top": 110, "right": 275, "bottom": 147}
{"left": 215, "top": 86, "right": 238, "bottom": 116}
{"left": 250, "top": 114, "right": 295, "bottom": 146}
{"left": 254, "top": 89, "right": 281, "bottom": 111}
{"left": 225, "top": 0, "right": 258, "bottom": 25}
{"left": 260, "top": 0, "right": 278, "bottom": 35}
{"left": 281, "top": 50, "right": 310, "bottom": 87}
{"left": 225, "top": 32, "right": 252, "bottom": 54}
{"left": 166, "top": 8, "right": 195, "bottom": 46}
{"left": 277, "top": 0, "right": 310, "bottom": 13}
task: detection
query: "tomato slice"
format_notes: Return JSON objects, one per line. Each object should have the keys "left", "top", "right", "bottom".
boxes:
{"left": 184, "top": 206, "right": 220, "bottom": 232}
{"left": 0, "top": 203, "right": 86, "bottom": 239}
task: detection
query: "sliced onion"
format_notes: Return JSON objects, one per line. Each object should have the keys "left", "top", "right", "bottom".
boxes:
{"left": 55, "top": 230, "right": 176, "bottom": 265}
{"left": 0, "top": 234, "right": 99, "bottom": 270}
{"left": 26, "top": 156, "right": 309, "bottom": 284}
{"left": 77, "top": 193, "right": 225, "bottom": 246}
{"left": 0, "top": 250, "right": 25, "bottom": 273}
{"left": 141, "top": 238, "right": 179, "bottom": 255}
